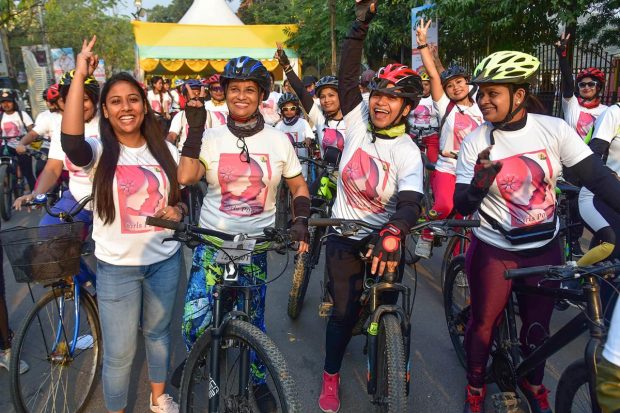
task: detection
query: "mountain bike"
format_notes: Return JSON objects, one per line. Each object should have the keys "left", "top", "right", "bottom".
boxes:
{"left": 1, "top": 194, "right": 99, "bottom": 413}
{"left": 310, "top": 217, "right": 479, "bottom": 412}
{"left": 288, "top": 149, "right": 339, "bottom": 320}
{"left": 145, "top": 217, "right": 302, "bottom": 413}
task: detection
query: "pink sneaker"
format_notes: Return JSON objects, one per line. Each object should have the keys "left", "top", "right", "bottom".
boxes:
{"left": 318, "top": 371, "right": 340, "bottom": 413}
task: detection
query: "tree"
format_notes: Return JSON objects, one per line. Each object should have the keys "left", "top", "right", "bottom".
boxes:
{"left": 147, "top": 0, "right": 194, "bottom": 23}
{"left": 576, "top": 0, "right": 620, "bottom": 49}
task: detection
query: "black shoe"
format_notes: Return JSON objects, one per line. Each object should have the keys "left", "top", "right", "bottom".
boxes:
{"left": 170, "top": 359, "right": 186, "bottom": 389}
{"left": 253, "top": 383, "right": 277, "bottom": 413}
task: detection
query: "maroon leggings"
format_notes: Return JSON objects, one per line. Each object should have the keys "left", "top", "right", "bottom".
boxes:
{"left": 464, "top": 236, "right": 562, "bottom": 388}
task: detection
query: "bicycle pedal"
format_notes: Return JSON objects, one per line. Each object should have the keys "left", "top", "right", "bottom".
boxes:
{"left": 318, "top": 302, "right": 333, "bottom": 318}
{"left": 491, "top": 392, "right": 526, "bottom": 413}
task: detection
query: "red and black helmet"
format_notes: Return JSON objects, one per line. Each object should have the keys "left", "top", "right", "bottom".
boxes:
{"left": 369, "top": 63, "right": 423, "bottom": 103}
{"left": 576, "top": 67, "right": 606, "bottom": 86}
{"left": 206, "top": 74, "right": 221, "bottom": 85}
{"left": 46, "top": 84, "right": 60, "bottom": 102}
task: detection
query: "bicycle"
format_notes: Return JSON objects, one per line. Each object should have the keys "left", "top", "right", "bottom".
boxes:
{"left": 186, "top": 179, "right": 208, "bottom": 227}
{"left": 145, "top": 216, "right": 302, "bottom": 413}
{"left": 309, "top": 216, "right": 479, "bottom": 412}
{"left": 0, "top": 136, "right": 28, "bottom": 221}
{"left": 1, "top": 194, "right": 100, "bottom": 413}
{"left": 288, "top": 150, "right": 339, "bottom": 319}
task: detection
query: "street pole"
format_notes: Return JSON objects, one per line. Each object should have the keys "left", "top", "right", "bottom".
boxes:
{"left": 37, "top": 2, "right": 54, "bottom": 84}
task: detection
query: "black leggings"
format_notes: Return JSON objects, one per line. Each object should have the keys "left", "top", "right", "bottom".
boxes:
{"left": 0, "top": 233, "right": 10, "bottom": 350}
{"left": 6, "top": 147, "right": 36, "bottom": 191}
{"left": 323, "top": 233, "right": 404, "bottom": 374}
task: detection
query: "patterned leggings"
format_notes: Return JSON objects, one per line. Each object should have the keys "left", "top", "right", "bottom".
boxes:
{"left": 182, "top": 243, "right": 268, "bottom": 384}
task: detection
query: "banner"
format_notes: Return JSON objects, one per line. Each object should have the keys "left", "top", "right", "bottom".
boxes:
{"left": 93, "top": 59, "right": 106, "bottom": 83}
{"left": 411, "top": 4, "right": 438, "bottom": 74}
{"left": 51, "top": 48, "right": 75, "bottom": 82}
{"left": 21, "top": 45, "right": 52, "bottom": 118}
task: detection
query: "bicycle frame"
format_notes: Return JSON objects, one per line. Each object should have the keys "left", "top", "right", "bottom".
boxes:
{"left": 500, "top": 274, "right": 605, "bottom": 411}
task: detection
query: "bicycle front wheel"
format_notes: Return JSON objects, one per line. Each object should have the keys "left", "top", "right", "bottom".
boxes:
{"left": 275, "top": 183, "right": 291, "bottom": 230}
{"left": 555, "top": 359, "right": 594, "bottom": 413}
{"left": 443, "top": 255, "right": 469, "bottom": 369}
{"left": 179, "top": 319, "right": 301, "bottom": 413}
{"left": 374, "top": 314, "right": 407, "bottom": 412}
{"left": 0, "top": 163, "right": 13, "bottom": 221}
{"left": 10, "top": 286, "right": 101, "bottom": 413}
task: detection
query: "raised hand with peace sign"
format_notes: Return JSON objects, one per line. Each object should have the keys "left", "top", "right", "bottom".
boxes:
{"left": 74, "top": 36, "right": 99, "bottom": 80}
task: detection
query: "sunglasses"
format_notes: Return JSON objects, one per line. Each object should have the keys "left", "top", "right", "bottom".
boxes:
{"left": 282, "top": 106, "right": 298, "bottom": 112}
{"left": 210, "top": 86, "right": 224, "bottom": 92}
{"left": 578, "top": 81, "right": 599, "bottom": 88}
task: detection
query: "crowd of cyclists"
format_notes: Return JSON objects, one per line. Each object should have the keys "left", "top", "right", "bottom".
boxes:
{"left": 0, "top": 0, "right": 620, "bottom": 412}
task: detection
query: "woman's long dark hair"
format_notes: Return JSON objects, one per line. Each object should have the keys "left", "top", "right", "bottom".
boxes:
{"left": 94, "top": 72, "right": 180, "bottom": 224}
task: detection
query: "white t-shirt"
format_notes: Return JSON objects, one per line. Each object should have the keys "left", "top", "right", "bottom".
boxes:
{"left": 276, "top": 118, "right": 314, "bottom": 179}
{"left": 32, "top": 110, "right": 62, "bottom": 149}
{"left": 331, "top": 103, "right": 424, "bottom": 237}
{"left": 86, "top": 139, "right": 181, "bottom": 265}
{"left": 434, "top": 94, "right": 483, "bottom": 174}
{"left": 561, "top": 96, "right": 608, "bottom": 139}
{"left": 604, "top": 299, "right": 620, "bottom": 366}
{"left": 362, "top": 92, "right": 370, "bottom": 109}
{"left": 198, "top": 125, "right": 302, "bottom": 236}
{"left": 260, "top": 91, "right": 282, "bottom": 126}
{"left": 1, "top": 111, "right": 33, "bottom": 146}
{"left": 205, "top": 99, "right": 229, "bottom": 128}
{"left": 456, "top": 114, "right": 591, "bottom": 251}
{"left": 409, "top": 96, "right": 439, "bottom": 129}
{"left": 168, "top": 109, "right": 209, "bottom": 151}
{"left": 308, "top": 103, "right": 347, "bottom": 157}
{"left": 147, "top": 90, "right": 171, "bottom": 116}
{"left": 48, "top": 116, "right": 100, "bottom": 206}
{"left": 169, "top": 89, "right": 181, "bottom": 113}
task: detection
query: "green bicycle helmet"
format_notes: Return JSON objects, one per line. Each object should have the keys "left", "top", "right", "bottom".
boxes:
{"left": 470, "top": 51, "right": 540, "bottom": 85}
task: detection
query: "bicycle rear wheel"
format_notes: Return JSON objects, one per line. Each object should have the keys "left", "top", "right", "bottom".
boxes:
{"left": 443, "top": 255, "right": 469, "bottom": 369}
{"left": 275, "top": 183, "right": 291, "bottom": 230}
{"left": 188, "top": 180, "right": 208, "bottom": 226}
{"left": 0, "top": 163, "right": 14, "bottom": 221}
{"left": 441, "top": 233, "right": 471, "bottom": 290}
{"left": 555, "top": 359, "right": 594, "bottom": 413}
{"left": 179, "top": 319, "right": 301, "bottom": 413}
{"left": 373, "top": 314, "right": 407, "bottom": 412}
{"left": 10, "top": 285, "right": 101, "bottom": 413}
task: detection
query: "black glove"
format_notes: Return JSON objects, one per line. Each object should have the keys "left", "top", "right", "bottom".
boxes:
{"left": 555, "top": 37, "right": 569, "bottom": 58}
{"left": 185, "top": 101, "right": 207, "bottom": 129}
{"left": 471, "top": 147, "right": 503, "bottom": 191}
{"left": 355, "top": 0, "right": 377, "bottom": 23}
{"left": 371, "top": 223, "right": 402, "bottom": 263}
{"left": 275, "top": 47, "right": 291, "bottom": 68}
{"left": 290, "top": 217, "right": 309, "bottom": 244}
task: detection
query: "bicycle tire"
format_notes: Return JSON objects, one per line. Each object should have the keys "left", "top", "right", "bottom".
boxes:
{"left": 443, "top": 255, "right": 469, "bottom": 369}
{"left": 374, "top": 314, "right": 407, "bottom": 412}
{"left": 555, "top": 359, "right": 594, "bottom": 413}
{"left": 0, "top": 163, "right": 13, "bottom": 221}
{"left": 10, "top": 286, "right": 101, "bottom": 413}
{"left": 441, "top": 233, "right": 470, "bottom": 290}
{"left": 275, "top": 183, "right": 291, "bottom": 230}
{"left": 179, "top": 319, "right": 301, "bottom": 413}
{"left": 287, "top": 215, "right": 323, "bottom": 319}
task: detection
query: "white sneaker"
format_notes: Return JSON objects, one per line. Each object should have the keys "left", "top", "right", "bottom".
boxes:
{"left": 150, "top": 393, "right": 179, "bottom": 413}
{"left": 0, "top": 349, "right": 29, "bottom": 374}
{"left": 414, "top": 238, "right": 433, "bottom": 259}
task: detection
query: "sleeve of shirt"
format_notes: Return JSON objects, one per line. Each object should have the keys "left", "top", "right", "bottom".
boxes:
{"left": 433, "top": 94, "right": 450, "bottom": 118}
{"left": 559, "top": 120, "right": 592, "bottom": 167}
{"left": 308, "top": 103, "right": 324, "bottom": 128}
{"left": 561, "top": 95, "right": 576, "bottom": 117}
{"left": 303, "top": 120, "right": 314, "bottom": 140}
{"left": 32, "top": 112, "right": 49, "bottom": 135}
{"left": 47, "top": 132, "right": 64, "bottom": 161}
{"left": 592, "top": 105, "right": 620, "bottom": 144}
{"left": 169, "top": 112, "right": 183, "bottom": 134}
{"left": 82, "top": 137, "right": 102, "bottom": 173}
{"left": 22, "top": 111, "right": 34, "bottom": 127}
{"left": 198, "top": 129, "right": 212, "bottom": 172}
{"left": 343, "top": 102, "right": 368, "bottom": 142}
{"left": 395, "top": 142, "right": 424, "bottom": 194}
{"left": 281, "top": 133, "right": 303, "bottom": 179}
{"left": 455, "top": 133, "right": 479, "bottom": 185}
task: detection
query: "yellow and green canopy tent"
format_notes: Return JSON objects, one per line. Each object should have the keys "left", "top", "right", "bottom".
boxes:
{"left": 131, "top": 21, "right": 300, "bottom": 78}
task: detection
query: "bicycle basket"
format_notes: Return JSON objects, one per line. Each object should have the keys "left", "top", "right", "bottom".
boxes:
{"left": 0, "top": 222, "right": 86, "bottom": 283}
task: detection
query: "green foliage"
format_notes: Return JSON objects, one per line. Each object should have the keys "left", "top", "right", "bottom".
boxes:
{"left": 147, "top": 0, "right": 194, "bottom": 23}
{"left": 576, "top": 0, "right": 620, "bottom": 49}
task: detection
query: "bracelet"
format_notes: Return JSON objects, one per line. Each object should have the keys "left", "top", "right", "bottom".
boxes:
{"left": 416, "top": 44, "right": 428, "bottom": 50}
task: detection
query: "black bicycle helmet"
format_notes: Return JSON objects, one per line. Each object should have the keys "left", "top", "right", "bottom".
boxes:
{"left": 440, "top": 65, "right": 469, "bottom": 86}
{"left": 0, "top": 89, "right": 18, "bottom": 104}
{"left": 277, "top": 92, "right": 299, "bottom": 109}
{"left": 59, "top": 70, "right": 100, "bottom": 100}
{"left": 220, "top": 56, "right": 271, "bottom": 101}
{"left": 315, "top": 76, "right": 339, "bottom": 96}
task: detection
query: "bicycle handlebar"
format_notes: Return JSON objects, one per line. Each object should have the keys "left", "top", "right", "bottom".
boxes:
{"left": 504, "top": 260, "right": 620, "bottom": 280}
{"left": 23, "top": 194, "right": 91, "bottom": 219}
{"left": 308, "top": 218, "right": 480, "bottom": 233}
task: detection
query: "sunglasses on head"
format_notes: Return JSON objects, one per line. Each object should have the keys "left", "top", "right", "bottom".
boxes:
{"left": 578, "top": 81, "right": 599, "bottom": 88}
{"left": 210, "top": 86, "right": 224, "bottom": 92}
{"left": 282, "top": 106, "right": 298, "bottom": 112}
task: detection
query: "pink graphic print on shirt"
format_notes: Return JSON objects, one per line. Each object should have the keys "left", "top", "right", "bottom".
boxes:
{"left": 452, "top": 112, "right": 480, "bottom": 152}
{"left": 494, "top": 150, "right": 555, "bottom": 228}
{"left": 341, "top": 148, "right": 390, "bottom": 214}
{"left": 1, "top": 121, "right": 21, "bottom": 138}
{"left": 285, "top": 132, "right": 298, "bottom": 145}
{"left": 218, "top": 153, "right": 271, "bottom": 217}
{"left": 117, "top": 165, "right": 168, "bottom": 234}
{"left": 213, "top": 111, "right": 227, "bottom": 126}
{"left": 413, "top": 104, "right": 431, "bottom": 125}
{"left": 322, "top": 128, "right": 345, "bottom": 152}
{"left": 150, "top": 98, "right": 162, "bottom": 113}
{"left": 576, "top": 111, "right": 595, "bottom": 139}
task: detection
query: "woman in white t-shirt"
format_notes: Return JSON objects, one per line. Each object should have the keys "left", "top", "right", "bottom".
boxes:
{"left": 61, "top": 38, "right": 185, "bottom": 413}
{"left": 408, "top": 70, "right": 440, "bottom": 175}
{"left": 317, "top": 4, "right": 425, "bottom": 411}
{"left": 204, "top": 74, "right": 229, "bottom": 128}
{"left": 147, "top": 76, "right": 171, "bottom": 137}
{"left": 177, "top": 56, "right": 310, "bottom": 410}
{"left": 454, "top": 51, "right": 620, "bottom": 413}
{"left": 415, "top": 19, "right": 484, "bottom": 257}
{"left": 275, "top": 92, "right": 314, "bottom": 180}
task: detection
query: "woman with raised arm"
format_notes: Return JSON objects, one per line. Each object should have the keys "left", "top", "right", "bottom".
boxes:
{"left": 176, "top": 56, "right": 310, "bottom": 412}
{"left": 414, "top": 19, "right": 484, "bottom": 258}
{"left": 274, "top": 45, "right": 347, "bottom": 157}
{"left": 61, "top": 37, "right": 184, "bottom": 413}
{"left": 317, "top": 1, "right": 425, "bottom": 411}
{"left": 454, "top": 51, "right": 620, "bottom": 413}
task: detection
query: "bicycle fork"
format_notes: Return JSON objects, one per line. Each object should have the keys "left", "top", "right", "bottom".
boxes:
{"left": 50, "top": 277, "right": 81, "bottom": 363}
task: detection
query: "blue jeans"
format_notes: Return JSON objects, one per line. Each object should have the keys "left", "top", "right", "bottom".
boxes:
{"left": 96, "top": 248, "right": 181, "bottom": 411}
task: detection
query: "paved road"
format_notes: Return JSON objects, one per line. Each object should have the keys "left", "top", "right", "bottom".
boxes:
{"left": 0, "top": 209, "right": 587, "bottom": 412}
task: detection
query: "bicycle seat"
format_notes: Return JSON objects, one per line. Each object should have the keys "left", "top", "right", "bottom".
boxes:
{"left": 556, "top": 181, "right": 580, "bottom": 195}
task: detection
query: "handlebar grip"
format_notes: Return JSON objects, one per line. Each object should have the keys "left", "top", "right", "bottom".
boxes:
{"left": 308, "top": 218, "right": 346, "bottom": 227}
{"left": 504, "top": 265, "right": 552, "bottom": 280}
{"left": 145, "top": 217, "right": 186, "bottom": 231}
{"left": 443, "top": 219, "right": 480, "bottom": 228}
